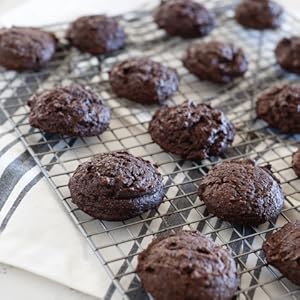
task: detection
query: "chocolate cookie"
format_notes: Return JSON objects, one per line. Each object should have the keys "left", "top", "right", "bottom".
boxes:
{"left": 66, "top": 15, "right": 126, "bottom": 55}
{"left": 137, "top": 230, "right": 239, "bottom": 300}
{"left": 292, "top": 149, "right": 300, "bottom": 177}
{"left": 0, "top": 26, "right": 57, "bottom": 71}
{"left": 109, "top": 58, "right": 179, "bottom": 104}
{"left": 263, "top": 221, "right": 300, "bottom": 285}
{"left": 198, "top": 159, "right": 284, "bottom": 225}
{"left": 183, "top": 41, "right": 248, "bottom": 83}
{"left": 28, "top": 84, "right": 111, "bottom": 136}
{"left": 154, "top": 0, "right": 215, "bottom": 38}
{"left": 275, "top": 37, "right": 300, "bottom": 74}
{"left": 69, "top": 151, "right": 164, "bottom": 221}
{"left": 149, "top": 101, "right": 235, "bottom": 160}
{"left": 256, "top": 83, "right": 300, "bottom": 133}
{"left": 235, "top": 0, "right": 283, "bottom": 30}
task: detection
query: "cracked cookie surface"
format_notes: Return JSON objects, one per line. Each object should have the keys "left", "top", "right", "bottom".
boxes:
{"left": 149, "top": 101, "right": 235, "bottom": 160}
{"left": 137, "top": 230, "right": 239, "bottom": 300}
{"left": 263, "top": 221, "right": 300, "bottom": 285}
{"left": 66, "top": 15, "right": 126, "bottom": 55}
{"left": 256, "top": 83, "right": 300, "bottom": 133}
{"left": 69, "top": 151, "right": 164, "bottom": 220}
{"left": 28, "top": 84, "right": 111, "bottom": 137}
{"left": 292, "top": 149, "right": 300, "bottom": 177}
{"left": 0, "top": 26, "right": 57, "bottom": 70}
{"left": 154, "top": 0, "right": 215, "bottom": 38}
{"left": 109, "top": 57, "right": 179, "bottom": 104}
{"left": 235, "top": 0, "right": 283, "bottom": 29}
{"left": 183, "top": 41, "right": 248, "bottom": 84}
{"left": 198, "top": 159, "right": 284, "bottom": 225}
{"left": 275, "top": 37, "right": 300, "bottom": 75}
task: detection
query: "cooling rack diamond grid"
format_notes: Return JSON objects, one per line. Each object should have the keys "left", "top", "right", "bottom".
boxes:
{"left": 0, "top": 1, "right": 299, "bottom": 299}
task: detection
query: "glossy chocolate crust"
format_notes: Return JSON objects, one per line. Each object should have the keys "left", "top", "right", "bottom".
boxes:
{"left": 66, "top": 15, "right": 126, "bottom": 55}
{"left": 28, "top": 84, "right": 111, "bottom": 136}
{"left": 69, "top": 151, "right": 164, "bottom": 221}
{"left": 0, "top": 26, "right": 57, "bottom": 71}
{"left": 183, "top": 41, "right": 248, "bottom": 83}
{"left": 256, "top": 83, "right": 300, "bottom": 133}
{"left": 263, "top": 221, "right": 300, "bottom": 285}
{"left": 154, "top": 0, "right": 215, "bottom": 38}
{"left": 198, "top": 159, "right": 284, "bottom": 225}
{"left": 149, "top": 101, "right": 235, "bottom": 160}
{"left": 137, "top": 230, "right": 239, "bottom": 300}
{"left": 235, "top": 0, "right": 283, "bottom": 30}
{"left": 109, "top": 58, "right": 179, "bottom": 104}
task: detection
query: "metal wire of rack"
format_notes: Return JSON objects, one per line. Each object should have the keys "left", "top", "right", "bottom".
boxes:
{"left": 0, "top": 1, "right": 299, "bottom": 299}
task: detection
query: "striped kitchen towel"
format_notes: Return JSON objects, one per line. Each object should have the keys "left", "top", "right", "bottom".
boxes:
{"left": 0, "top": 1, "right": 155, "bottom": 299}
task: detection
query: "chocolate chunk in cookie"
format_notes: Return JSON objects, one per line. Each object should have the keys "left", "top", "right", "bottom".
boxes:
{"left": 0, "top": 26, "right": 57, "bottom": 71}
{"left": 109, "top": 58, "right": 179, "bottom": 104}
{"left": 154, "top": 0, "right": 215, "bottom": 38}
{"left": 66, "top": 15, "right": 126, "bottom": 55}
{"left": 198, "top": 159, "right": 284, "bottom": 225}
{"left": 263, "top": 221, "right": 300, "bottom": 285}
{"left": 137, "top": 230, "right": 239, "bottom": 300}
{"left": 256, "top": 83, "right": 300, "bottom": 133}
{"left": 28, "top": 84, "right": 111, "bottom": 137}
{"left": 183, "top": 41, "right": 248, "bottom": 83}
{"left": 69, "top": 151, "right": 164, "bottom": 221}
{"left": 292, "top": 149, "right": 300, "bottom": 177}
{"left": 275, "top": 37, "right": 300, "bottom": 74}
{"left": 235, "top": 0, "right": 283, "bottom": 30}
{"left": 149, "top": 101, "right": 235, "bottom": 160}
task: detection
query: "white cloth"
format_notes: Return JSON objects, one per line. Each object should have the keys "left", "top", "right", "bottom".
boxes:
{"left": 0, "top": 155, "right": 111, "bottom": 298}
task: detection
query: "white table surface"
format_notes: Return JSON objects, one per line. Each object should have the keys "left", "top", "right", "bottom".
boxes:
{"left": 0, "top": 1, "right": 299, "bottom": 300}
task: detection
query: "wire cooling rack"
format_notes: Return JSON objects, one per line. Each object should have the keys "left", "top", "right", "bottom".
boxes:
{"left": 0, "top": 0, "right": 299, "bottom": 299}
